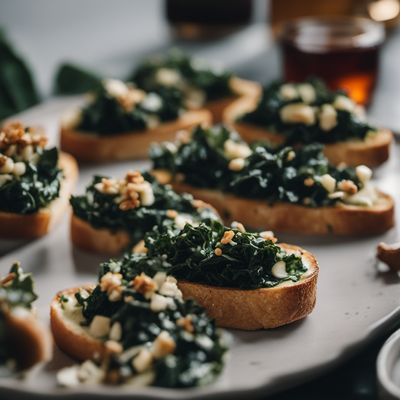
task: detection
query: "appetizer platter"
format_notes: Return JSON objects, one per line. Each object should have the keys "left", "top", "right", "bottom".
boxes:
{"left": 0, "top": 95, "right": 398, "bottom": 399}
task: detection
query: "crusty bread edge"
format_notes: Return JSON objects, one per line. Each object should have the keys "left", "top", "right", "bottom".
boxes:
{"left": 0, "top": 152, "right": 79, "bottom": 239}
{"left": 60, "top": 109, "right": 212, "bottom": 162}
{"left": 152, "top": 170, "right": 395, "bottom": 236}
{"left": 71, "top": 215, "right": 130, "bottom": 256}
{"left": 4, "top": 307, "right": 53, "bottom": 370}
{"left": 179, "top": 243, "right": 318, "bottom": 330}
{"left": 223, "top": 96, "right": 393, "bottom": 167}
{"left": 50, "top": 285, "right": 105, "bottom": 362}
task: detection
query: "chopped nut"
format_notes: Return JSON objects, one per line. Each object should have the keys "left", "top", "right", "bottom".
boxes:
{"left": 132, "top": 273, "right": 157, "bottom": 297}
{"left": 304, "top": 177, "right": 314, "bottom": 187}
{"left": 280, "top": 103, "right": 315, "bottom": 125}
{"left": 105, "top": 340, "right": 123, "bottom": 354}
{"left": 355, "top": 165, "right": 372, "bottom": 184}
{"left": 259, "top": 231, "right": 277, "bottom": 243}
{"left": 132, "top": 240, "right": 147, "bottom": 254}
{"left": 271, "top": 261, "right": 288, "bottom": 279}
{"left": 0, "top": 156, "right": 14, "bottom": 174}
{"left": 89, "top": 315, "right": 111, "bottom": 338}
{"left": 214, "top": 248, "right": 222, "bottom": 256}
{"left": 119, "top": 199, "right": 139, "bottom": 211}
{"left": 152, "top": 331, "right": 176, "bottom": 359}
{"left": 231, "top": 221, "right": 246, "bottom": 233}
{"left": 221, "top": 230, "right": 235, "bottom": 245}
{"left": 319, "top": 174, "right": 336, "bottom": 193}
{"left": 132, "top": 348, "right": 153, "bottom": 373}
{"left": 286, "top": 150, "right": 296, "bottom": 161}
{"left": 177, "top": 316, "right": 194, "bottom": 333}
{"left": 224, "top": 139, "right": 252, "bottom": 160}
{"left": 100, "top": 272, "right": 123, "bottom": 301}
{"left": 109, "top": 322, "right": 122, "bottom": 342}
{"left": 125, "top": 171, "right": 144, "bottom": 184}
{"left": 377, "top": 242, "right": 400, "bottom": 271}
{"left": 166, "top": 209, "right": 178, "bottom": 219}
{"left": 337, "top": 179, "right": 358, "bottom": 195}
{"left": 279, "top": 84, "right": 298, "bottom": 100}
{"left": 150, "top": 293, "right": 172, "bottom": 312}
{"left": 319, "top": 104, "right": 337, "bottom": 131}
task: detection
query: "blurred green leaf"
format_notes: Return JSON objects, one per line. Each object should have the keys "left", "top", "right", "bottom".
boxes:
{"left": 0, "top": 29, "right": 39, "bottom": 120}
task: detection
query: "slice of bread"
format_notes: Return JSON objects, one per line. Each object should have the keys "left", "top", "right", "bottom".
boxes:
{"left": 60, "top": 110, "right": 212, "bottom": 163}
{"left": 71, "top": 215, "right": 130, "bottom": 256}
{"left": 152, "top": 170, "right": 395, "bottom": 236}
{"left": 0, "top": 152, "right": 79, "bottom": 239}
{"left": 4, "top": 307, "right": 53, "bottom": 370}
{"left": 50, "top": 285, "right": 103, "bottom": 362}
{"left": 205, "top": 78, "right": 261, "bottom": 122}
{"left": 223, "top": 96, "right": 392, "bottom": 168}
{"left": 179, "top": 243, "right": 318, "bottom": 330}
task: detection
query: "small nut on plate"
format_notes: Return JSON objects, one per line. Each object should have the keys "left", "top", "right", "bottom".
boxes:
{"left": 377, "top": 242, "right": 400, "bottom": 271}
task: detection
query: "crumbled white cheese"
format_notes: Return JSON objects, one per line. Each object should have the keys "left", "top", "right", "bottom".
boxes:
{"left": 155, "top": 68, "right": 182, "bottom": 87}
{"left": 228, "top": 157, "right": 245, "bottom": 171}
{"left": 280, "top": 103, "right": 315, "bottom": 125}
{"left": 89, "top": 315, "right": 111, "bottom": 338}
{"left": 13, "top": 162, "right": 26, "bottom": 176}
{"left": 138, "top": 181, "right": 155, "bottom": 206}
{"left": 343, "top": 183, "right": 378, "bottom": 207}
{"left": 333, "top": 95, "right": 355, "bottom": 112}
{"left": 279, "top": 84, "right": 298, "bottom": 100}
{"left": 152, "top": 272, "right": 167, "bottom": 288}
{"left": 132, "top": 348, "right": 153, "bottom": 373}
{"left": 271, "top": 261, "right": 288, "bottom": 279}
{"left": 319, "top": 104, "right": 337, "bottom": 131}
{"left": 196, "top": 335, "right": 214, "bottom": 350}
{"left": 150, "top": 294, "right": 171, "bottom": 312}
{"left": 159, "top": 278, "right": 182, "bottom": 299}
{"left": 174, "top": 214, "right": 193, "bottom": 230}
{"left": 319, "top": 174, "right": 336, "bottom": 193}
{"left": 224, "top": 139, "right": 252, "bottom": 160}
{"left": 355, "top": 165, "right": 372, "bottom": 184}
{"left": 103, "top": 78, "right": 129, "bottom": 98}
{"left": 141, "top": 93, "right": 162, "bottom": 112}
{"left": 298, "top": 83, "right": 316, "bottom": 104}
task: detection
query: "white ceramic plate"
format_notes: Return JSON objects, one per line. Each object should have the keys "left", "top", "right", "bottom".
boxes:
{"left": 0, "top": 99, "right": 399, "bottom": 399}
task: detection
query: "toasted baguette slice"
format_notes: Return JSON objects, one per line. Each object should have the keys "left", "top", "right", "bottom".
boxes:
{"left": 71, "top": 215, "right": 130, "bottom": 256}
{"left": 50, "top": 285, "right": 104, "bottom": 362}
{"left": 179, "top": 244, "right": 318, "bottom": 330}
{"left": 0, "top": 152, "right": 78, "bottom": 239}
{"left": 153, "top": 170, "right": 395, "bottom": 236}
{"left": 223, "top": 96, "right": 392, "bottom": 168}
{"left": 4, "top": 307, "right": 53, "bottom": 370}
{"left": 204, "top": 77, "right": 261, "bottom": 122}
{"left": 60, "top": 109, "right": 212, "bottom": 163}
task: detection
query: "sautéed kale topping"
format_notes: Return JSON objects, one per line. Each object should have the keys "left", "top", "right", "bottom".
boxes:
{"left": 131, "top": 49, "right": 233, "bottom": 106}
{"left": 70, "top": 171, "right": 219, "bottom": 246}
{"left": 99, "top": 220, "right": 308, "bottom": 290}
{"left": 240, "top": 79, "right": 376, "bottom": 143}
{"left": 150, "top": 125, "right": 363, "bottom": 208}
{"left": 74, "top": 79, "right": 182, "bottom": 134}
{"left": 0, "top": 123, "right": 62, "bottom": 214}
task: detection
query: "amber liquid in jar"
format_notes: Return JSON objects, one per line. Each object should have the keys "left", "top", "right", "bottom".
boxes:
{"left": 281, "top": 17, "right": 385, "bottom": 105}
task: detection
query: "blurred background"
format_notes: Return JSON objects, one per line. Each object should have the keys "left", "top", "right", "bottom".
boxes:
{"left": 1, "top": 0, "right": 400, "bottom": 128}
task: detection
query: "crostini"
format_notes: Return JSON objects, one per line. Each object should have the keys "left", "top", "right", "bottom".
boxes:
{"left": 60, "top": 79, "right": 211, "bottom": 162}
{"left": 70, "top": 170, "right": 220, "bottom": 256}
{"left": 130, "top": 49, "right": 260, "bottom": 122}
{"left": 0, "top": 121, "right": 78, "bottom": 239}
{"left": 51, "top": 271, "right": 226, "bottom": 388}
{"left": 150, "top": 125, "right": 394, "bottom": 236}
{"left": 223, "top": 79, "right": 392, "bottom": 167}
{"left": 0, "top": 263, "right": 52, "bottom": 372}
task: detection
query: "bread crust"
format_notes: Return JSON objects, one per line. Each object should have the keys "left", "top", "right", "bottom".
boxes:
{"left": 71, "top": 215, "right": 130, "bottom": 256}
{"left": 60, "top": 109, "right": 212, "bottom": 163}
{"left": 152, "top": 170, "right": 395, "bottom": 236}
{"left": 4, "top": 307, "right": 53, "bottom": 370}
{"left": 179, "top": 244, "right": 318, "bottom": 330}
{"left": 223, "top": 96, "right": 392, "bottom": 167}
{"left": 50, "top": 285, "right": 105, "bottom": 362}
{"left": 204, "top": 78, "right": 261, "bottom": 122}
{"left": 0, "top": 152, "right": 78, "bottom": 239}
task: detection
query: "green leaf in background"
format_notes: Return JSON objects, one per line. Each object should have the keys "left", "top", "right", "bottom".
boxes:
{"left": 0, "top": 29, "right": 39, "bottom": 121}
{"left": 54, "top": 63, "right": 102, "bottom": 95}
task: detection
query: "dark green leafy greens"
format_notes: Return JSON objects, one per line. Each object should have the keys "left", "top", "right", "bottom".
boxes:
{"left": 0, "top": 147, "right": 62, "bottom": 214}
{"left": 150, "top": 125, "right": 361, "bottom": 208}
{"left": 76, "top": 82, "right": 182, "bottom": 134}
{"left": 70, "top": 172, "right": 219, "bottom": 246}
{"left": 131, "top": 49, "right": 233, "bottom": 103}
{"left": 240, "top": 78, "right": 376, "bottom": 143}
{"left": 72, "top": 271, "right": 226, "bottom": 387}
{"left": 99, "top": 220, "right": 307, "bottom": 290}
{"left": 0, "top": 30, "right": 39, "bottom": 120}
